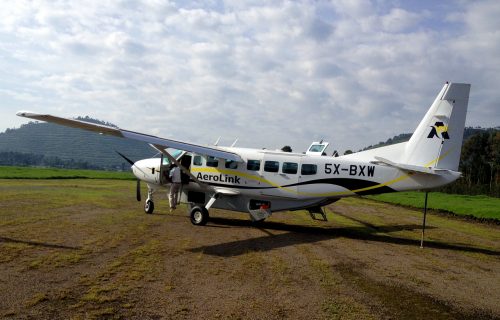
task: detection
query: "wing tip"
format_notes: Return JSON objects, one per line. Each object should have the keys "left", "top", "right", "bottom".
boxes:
{"left": 16, "top": 111, "right": 41, "bottom": 118}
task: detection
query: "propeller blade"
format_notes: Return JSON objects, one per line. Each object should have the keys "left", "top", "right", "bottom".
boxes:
{"left": 116, "top": 151, "right": 135, "bottom": 166}
{"left": 136, "top": 179, "right": 141, "bottom": 202}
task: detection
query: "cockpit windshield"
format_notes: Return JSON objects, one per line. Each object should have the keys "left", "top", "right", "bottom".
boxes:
{"left": 161, "top": 149, "right": 185, "bottom": 165}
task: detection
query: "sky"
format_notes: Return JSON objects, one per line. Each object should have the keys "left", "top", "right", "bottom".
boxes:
{"left": 1, "top": 0, "right": 499, "bottom": 154}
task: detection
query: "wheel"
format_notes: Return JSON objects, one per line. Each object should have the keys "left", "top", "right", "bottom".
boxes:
{"left": 190, "top": 206, "right": 209, "bottom": 226}
{"left": 144, "top": 200, "right": 154, "bottom": 214}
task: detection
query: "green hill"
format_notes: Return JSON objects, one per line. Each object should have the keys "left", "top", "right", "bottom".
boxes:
{"left": 0, "top": 117, "right": 156, "bottom": 170}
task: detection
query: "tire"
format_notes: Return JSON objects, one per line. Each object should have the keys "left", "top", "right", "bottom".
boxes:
{"left": 144, "top": 200, "right": 154, "bottom": 214}
{"left": 190, "top": 206, "right": 209, "bottom": 226}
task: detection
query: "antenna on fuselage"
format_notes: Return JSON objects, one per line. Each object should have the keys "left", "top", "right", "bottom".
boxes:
{"left": 214, "top": 136, "right": 221, "bottom": 146}
{"left": 230, "top": 138, "right": 238, "bottom": 147}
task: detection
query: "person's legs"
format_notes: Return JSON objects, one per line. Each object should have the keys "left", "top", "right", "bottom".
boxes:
{"left": 169, "top": 183, "right": 180, "bottom": 211}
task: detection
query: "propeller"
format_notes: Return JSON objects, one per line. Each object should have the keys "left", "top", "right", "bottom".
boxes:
{"left": 116, "top": 151, "right": 135, "bottom": 166}
{"left": 116, "top": 151, "right": 142, "bottom": 202}
{"left": 136, "top": 179, "right": 141, "bottom": 202}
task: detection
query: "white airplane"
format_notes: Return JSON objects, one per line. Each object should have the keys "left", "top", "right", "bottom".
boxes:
{"left": 17, "top": 82, "right": 470, "bottom": 226}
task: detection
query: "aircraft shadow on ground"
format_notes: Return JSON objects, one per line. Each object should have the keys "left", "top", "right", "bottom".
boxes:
{"left": 0, "top": 236, "right": 81, "bottom": 250}
{"left": 189, "top": 217, "right": 499, "bottom": 258}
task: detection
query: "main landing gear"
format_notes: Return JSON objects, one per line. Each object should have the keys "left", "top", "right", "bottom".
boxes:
{"left": 189, "top": 193, "right": 219, "bottom": 226}
{"left": 190, "top": 206, "right": 209, "bottom": 226}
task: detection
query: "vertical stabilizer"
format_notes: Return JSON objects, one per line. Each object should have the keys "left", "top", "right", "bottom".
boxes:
{"left": 402, "top": 82, "right": 470, "bottom": 171}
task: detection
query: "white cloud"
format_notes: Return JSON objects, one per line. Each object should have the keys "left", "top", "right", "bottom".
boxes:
{"left": 0, "top": 0, "right": 499, "bottom": 154}
{"left": 381, "top": 8, "right": 424, "bottom": 33}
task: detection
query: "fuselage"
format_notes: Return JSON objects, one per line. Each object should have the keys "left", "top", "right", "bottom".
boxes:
{"left": 132, "top": 146, "right": 459, "bottom": 213}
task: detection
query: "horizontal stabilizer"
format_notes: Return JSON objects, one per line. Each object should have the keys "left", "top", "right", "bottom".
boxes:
{"left": 372, "top": 156, "right": 461, "bottom": 177}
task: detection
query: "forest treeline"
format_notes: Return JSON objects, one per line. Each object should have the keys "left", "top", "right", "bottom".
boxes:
{"left": 0, "top": 151, "right": 108, "bottom": 170}
{"left": 441, "top": 128, "right": 499, "bottom": 197}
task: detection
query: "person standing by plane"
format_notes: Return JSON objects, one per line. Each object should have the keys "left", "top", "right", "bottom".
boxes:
{"left": 169, "top": 164, "right": 181, "bottom": 212}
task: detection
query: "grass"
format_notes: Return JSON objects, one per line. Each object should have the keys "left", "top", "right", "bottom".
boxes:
{"left": 0, "top": 165, "right": 135, "bottom": 180}
{"left": 367, "top": 191, "right": 500, "bottom": 220}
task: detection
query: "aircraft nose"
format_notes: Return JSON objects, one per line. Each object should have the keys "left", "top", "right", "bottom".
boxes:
{"left": 132, "top": 159, "right": 147, "bottom": 179}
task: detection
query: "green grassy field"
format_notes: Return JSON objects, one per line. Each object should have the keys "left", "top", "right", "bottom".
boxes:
{"left": 367, "top": 192, "right": 500, "bottom": 220}
{"left": 1, "top": 166, "right": 498, "bottom": 221}
{"left": 0, "top": 165, "right": 135, "bottom": 180}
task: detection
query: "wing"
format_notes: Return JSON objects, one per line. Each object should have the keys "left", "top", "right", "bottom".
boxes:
{"left": 16, "top": 111, "right": 243, "bottom": 162}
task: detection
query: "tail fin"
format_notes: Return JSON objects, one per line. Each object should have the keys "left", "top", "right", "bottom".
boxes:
{"left": 402, "top": 82, "right": 470, "bottom": 171}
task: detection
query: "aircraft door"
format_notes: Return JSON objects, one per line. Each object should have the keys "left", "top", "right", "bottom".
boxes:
{"left": 180, "top": 154, "right": 192, "bottom": 184}
{"left": 297, "top": 158, "right": 320, "bottom": 198}
{"left": 159, "top": 154, "right": 171, "bottom": 185}
{"left": 262, "top": 155, "right": 299, "bottom": 197}
{"left": 159, "top": 150, "right": 188, "bottom": 186}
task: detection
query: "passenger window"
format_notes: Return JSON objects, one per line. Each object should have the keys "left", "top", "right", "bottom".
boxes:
{"left": 247, "top": 160, "right": 260, "bottom": 171}
{"left": 301, "top": 164, "right": 317, "bottom": 175}
{"left": 282, "top": 162, "right": 298, "bottom": 174}
{"left": 225, "top": 160, "right": 238, "bottom": 169}
{"left": 206, "top": 156, "right": 218, "bottom": 167}
{"left": 193, "top": 156, "right": 202, "bottom": 166}
{"left": 264, "top": 161, "right": 279, "bottom": 172}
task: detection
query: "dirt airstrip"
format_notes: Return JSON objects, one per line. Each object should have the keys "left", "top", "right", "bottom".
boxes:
{"left": 0, "top": 179, "right": 499, "bottom": 319}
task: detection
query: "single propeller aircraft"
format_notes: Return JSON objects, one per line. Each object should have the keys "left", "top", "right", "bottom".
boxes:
{"left": 17, "top": 82, "right": 470, "bottom": 226}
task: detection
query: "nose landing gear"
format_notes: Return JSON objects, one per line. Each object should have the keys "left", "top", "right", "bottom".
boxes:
{"left": 145, "top": 200, "right": 154, "bottom": 214}
{"left": 144, "top": 188, "right": 155, "bottom": 214}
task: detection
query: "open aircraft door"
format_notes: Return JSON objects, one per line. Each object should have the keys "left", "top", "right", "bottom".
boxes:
{"left": 159, "top": 150, "right": 187, "bottom": 185}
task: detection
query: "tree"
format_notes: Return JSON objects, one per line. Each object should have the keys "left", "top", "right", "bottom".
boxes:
{"left": 344, "top": 150, "right": 353, "bottom": 155}
{"left": 281, "top": 145, "right": 292, "bottom": 152}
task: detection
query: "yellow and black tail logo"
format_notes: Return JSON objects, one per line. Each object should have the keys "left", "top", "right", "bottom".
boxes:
{"left": 427, "top": 121, "right": 449, "bottom": 139}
